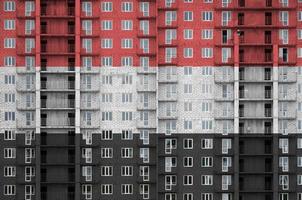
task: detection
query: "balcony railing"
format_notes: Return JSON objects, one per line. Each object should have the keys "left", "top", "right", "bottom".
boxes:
{"left": 41, "top": 118, "right": 75, "bottom": 127}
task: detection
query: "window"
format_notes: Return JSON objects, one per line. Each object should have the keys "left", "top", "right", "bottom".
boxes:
{"left": 279, "top": 193, "right": 288, "bottom": 200}
{"left": 121, "top": 166, "right": 133, "bottom": 176}
{"left": 222, "top": 48, "right": 231, "bottom": 63}
{"left": 4, "top": 20, "right": 15, "bottom": 30}
{"left": 298, "top": 175, "right": 302, "bottom": 185}
{"left": 101, "top": 184, "right": 113, "bottom": 195}
{"left": 25, "top": 185, "right": 35, "bottom": 200}
{"left": 4, "top": 56, "right": 15, "bottom": 67}
{"left": 121, "top": 148, "right": 133, "bottom": 158}
{"left": 101, "top": 166, "right": 113, "bottom": 176}
{"left": 183, "top": 139, "right": 193, "bottom": 149}
{"left": 3, "top": 185, "right": 15, "bottom": 195}
{"left": 4, "top": 148, "right": 16, "bottom": 158}
{"left": 299, "top": 11, "right": 302, "bottom": 21}
{"left": 101, "top": 57, "right": 113, "bottom": 67}
{"left": 4, "top": 130, "right": 15, "bottom": 140}
{"left": 82, "top": 39, "right": 92, "bottom": 53}
{"left": 201, "top": 157, "right": 213, "bottom": 167}
{"left": 4, "top": 112, "right": 15, "bottom": 121}
{"left": 165, "top": 11, "right": 177, "bottom": 25}
{"left": 140, "top": 166, "right": 150, "bottom": 181}
{"left": 201, "top": 120, "right": 213, "bottom": 130}
{"left": 140, "top": 148, "right": 149, "bottom": 163}
{"left": 4, "top": 1, "right": 15, "bottom": 11}
{"left": 121, "top": 184, "right": 133, "bottom": 194}
{"left": 140, "top": 184, "right": 150, "bottom": 199}
{"left": 122, "top": 75, "right": 133, "bottom": 84}
{"left": 279, "top": 29, "right": 288, "bottom": 44}
{"left": 183, "top": 175, "right": 193, "bottom": 185}
{"left": 140, "top": 20, "right": 149, "bottom": 35}
{"left": 84, "top": 164, "right": 99, "bottom": 179}
{"left": 82, "top": 2, "right": 92, "bottom": 16}
{"left": 4, "top": 166, "right": 16, "bottom": 177}
{"left": 121, "top": 57, "right": 133, "bottom": 66}
{"left": 298, "top": 138, "right": 302, "bottom": 149}
{"left": 82, "top": 185, "right": 92, "bottom": 199}
{"left": 101, "top": 20, "right": 113, "bottom": 30}
{"left": 279, "top": 175, "right": 289, "bottom": 190}
{"left": 101, "top": 148, "right": 113, "bottom": 158}
{"left": 222, "top": 175, "right": 232, "bottom": 190}
{"left": 82, "top": 20, "right": 92, "bottom": 35}
{"left": 298, "top": 29, "right": 302, "bottom": 40}
{"left": 202, "top": 48, "right": 213, "bottom": 58}
{"left": 121, "top": 38, "right": 133, "bottom": 48}
{"left": 184, "top": 67, "right": 192, "bottom": 75}
{"left": 183, "top": 157, "right": 193, "bottom": 167}
{"left": 202, "top": 29, "right": 213, "bottom": 39}
{"left": 184, "top": 84, "right": 192, "bottom": 93}
{"left": 101, "top": 2, "right": 113, "bottom": 12}
{"left": 25, "top": 20, "right": 34, "bottom": 34}
{"left": 201, "top": 193, "right": 213, "bottom": 200}
{"left": 222, "top": 139, "right": 232, "bottom": 154}
{"left": 201, "top": 139, "right": 213, "bottom": 149}
{"left": 222, "top": 11, "right": 231, "bottom": 26}
{"left": 184, "top": 11, "right": 193, "bottom": 21}
{"left": 201, "top": 102, "right": 212, "bottom": 112}
{"left": 202, "top": 67, "right": 213, "bottom": 75}
{"left": 279, "top": 11, "right": 288, "bottom": 26}
{"left": 4, "top": 38, "right": 15, "bottom": 48}
{"left": 184, "top": 120, "right": 192, "bottom": 130}
{"left": 122, "top": 112, "right": 133, "bottom": 121}
{"left": 101, "top": 111, "right": 112, "bottom": 121}
{"left": 279, "top": 157, "right": 289, "bottom": 172}
{"left": 101, "top": 38, "right": 113, "bottom": 49}
{"left": 25, "top": 148, "right": 35, "bottom": 163}
{"left": 101, "top": 93, "right": 112, "bottom": 102}
{"left": 101, "top": 130, "right": 113, "bottom": 140}
{"left": 298, "top": 157, "right": 302, "bottom": 167}
{"left": 298, "top": 48, "right": 302, "bottom": 58}
{"left": 183, "top": 48, "right": 193, "bottom": 58}
{"left": 222, "top": 157, "right": 232, "bottom": 172}
{"left": 121, "top": 20, "right": 133, "bottom": 30}
{"left": 202, "top": 11, "right": 213, "bottom": 21}
{"left": 122, "top": 130, "right": 133, "bottom": 140}
{"left": 82, "top": 148, "right": 92, "bottom": 163}
{"left": 140, "top": 2, "right": 149, "bottom": 16}
{"left": 121, "top": 2, "right": 133, "bottom": 12}
{"left": 25, "top": 1, "right": 35, "bottom": 16}
{"left": 165, "top": 157, "right": 177, "bottom": 172}
{"left": 201, "top": 175, "right": 213, "bottom": 185}
{"left": 165, "top": 175, "right": 177, "bottom": 190}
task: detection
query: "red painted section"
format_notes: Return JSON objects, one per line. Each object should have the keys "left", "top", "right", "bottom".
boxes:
{"left": 0, "top": 0, "right": 301, "bottom": 67}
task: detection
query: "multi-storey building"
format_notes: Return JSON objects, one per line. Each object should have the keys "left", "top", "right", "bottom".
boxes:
{"left": 1, "top": 0, "right": 302, "bottom": 200}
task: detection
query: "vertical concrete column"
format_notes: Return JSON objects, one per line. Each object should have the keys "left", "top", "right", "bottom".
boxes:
{"left": 233, "top": 31, "right": 240, "bottom": 134}
{"left": 272, "top": 45, "right": 279, "bottom": 200}
{"left": 233, "top": 31, "right": 240, "bottom": 200}
{"left": 35, "top": 0, "right": 41, "bottom": 199}
{"left": 75, "top": 1, "right": 81, "bottom": 199}
{"left": 273, "top": 45, "right": 279, "bottom": 134}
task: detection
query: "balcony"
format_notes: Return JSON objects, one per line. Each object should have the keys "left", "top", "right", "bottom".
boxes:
{"left": 40, "top": 81, "right": 75, "bottom": 91}
{"left": 41, "top": 99, "right": 75, "bottom": 109}
{"left": 137, "top": 101, "right": 157, "bottom": 111}
{"left": 158, "top": 93, "right": 178, "bottom": 102}
{"left": 41, "top": 117, "right": 75, "bottom": 127}
{"left": 137, "top": 67, "right": 157, "bottom": 74}
{"left": 158, "top": 74, "right": 178, "bottom": 83}
{"left": 158, "top": 111, "right": 178, "bottom": 120}
{"left": 137, "top": 84, "right": 157, "bottom": 92}
{"left": 40, "top": 7, "right": 75, "bottom": 18}
{"left": 158, "top": 1, "right": 178, "bottom": 10}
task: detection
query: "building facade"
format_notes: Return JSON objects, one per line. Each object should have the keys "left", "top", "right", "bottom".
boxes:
{"left": 1, "top": 0, "right": 302, "bottom": 200}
